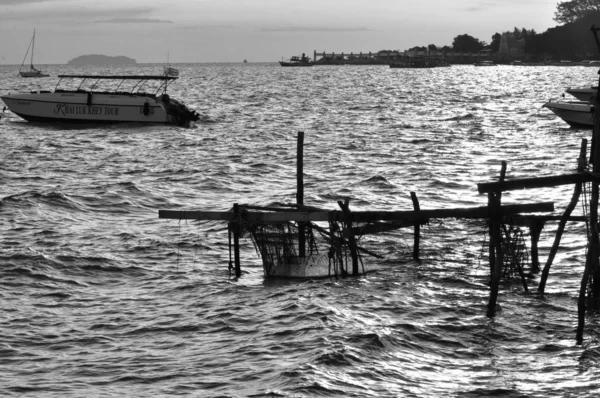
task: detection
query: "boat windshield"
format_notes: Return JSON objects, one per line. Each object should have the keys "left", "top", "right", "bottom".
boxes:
{"left": 54, "top": 75, "right": 177, "bottom": 96}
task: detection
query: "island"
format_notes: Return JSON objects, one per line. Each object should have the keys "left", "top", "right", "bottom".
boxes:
{"left": 67, "top": 55, "right": 137, "bottom": 65}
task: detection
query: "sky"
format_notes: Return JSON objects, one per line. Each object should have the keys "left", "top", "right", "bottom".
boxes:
{"left": 0, "top": 0, "right": 559, "bottom": 64}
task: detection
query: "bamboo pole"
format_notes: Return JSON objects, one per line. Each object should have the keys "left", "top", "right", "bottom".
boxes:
{"left": 410, "top": 192, "right": 421, "bottom": 260}
{"left": 538, "top": 139, "right": 587, "bottom": 293}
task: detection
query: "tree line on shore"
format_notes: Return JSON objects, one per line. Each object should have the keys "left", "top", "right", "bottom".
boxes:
{"left": 402, "top": 1, "right": 600, "bottom": 61}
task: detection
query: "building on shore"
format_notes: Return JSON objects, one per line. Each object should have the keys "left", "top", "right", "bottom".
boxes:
{"left": 498, "top": 33, "right": 526, "bottom": 62}
{"left": 313, "top": 49, "right": 497, "bottom": 65}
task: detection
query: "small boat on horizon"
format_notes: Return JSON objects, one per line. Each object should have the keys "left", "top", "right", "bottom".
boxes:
{"left": 279, "top": 54, "right": 313, "bottom": 67}
{"left": 1, "top": 74, "right": 200, "bottom": 127}
{"left": 18, "top": 29, "right": 49, "bottom": 78}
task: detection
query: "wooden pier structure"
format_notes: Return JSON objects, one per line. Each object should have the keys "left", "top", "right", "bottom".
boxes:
{"left": 159, "top": 128, "right": 600, "bottom": 343}
{"left": 159, "top": 28, "right": 600, "bottom": 343}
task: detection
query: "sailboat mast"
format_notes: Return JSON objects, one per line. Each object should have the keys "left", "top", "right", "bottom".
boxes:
{"left": 18, "top": 31, "right": 34, "bottom": 75}
{"left": 31, "top": 28, "right": 36, "bottom": 68}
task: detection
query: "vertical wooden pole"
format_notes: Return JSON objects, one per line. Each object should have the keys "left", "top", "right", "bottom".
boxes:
{"left": 296, "top": 132, "right": 306, "bottom": 258}
{"left": 578, "top": 179, "right": 598, "bottom": 343}
{"left": 328, "top": 216, "right": 335, "bottom": 276}
{"left": 487, "top": 162, "right": 506, "bottom": 317}
{"left": 232, "top": 203, "right": 241, "bottom": 278}
{"left": 410, "top": 192, "right": 421, "bottom": 260}
{"left": 539, "top": 139, "right": 587, "bottom": 293}
{"left": 338, "top": 199, "right": 359, "bottom": 275}
{"left": 488, "top": 192, "right": 496, "bottom": 276}
{"left": 529, "top": 220, "right": 544, "bottom": 274}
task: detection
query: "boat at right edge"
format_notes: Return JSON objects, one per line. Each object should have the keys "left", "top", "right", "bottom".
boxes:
{"left": 543, "top": 86, "right": 598, "bottom": 129}
{"left": 543, "top": 100, "right": 593, "bottom": 128}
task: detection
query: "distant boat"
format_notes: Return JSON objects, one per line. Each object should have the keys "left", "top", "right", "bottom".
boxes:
{"left": 243, "top": 59, "right": 248, "bottom": 63}
{"left": 18, "top": 29, "right": 49, "bottom": 78}
{"left": 279, "top": 54, "right": 313, "bottom": 67}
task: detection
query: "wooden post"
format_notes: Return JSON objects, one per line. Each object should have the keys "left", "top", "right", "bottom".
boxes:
{"left": 338, "top": 198, "right": 359, "bottom": 275}
{"left": 488, "top": 191, "right": 496, "bottom": 276}
{"left": 232, "top": 203, "right": 241, "bottom": 278}
{"left": 539, "top": 139, "right": 587, "bottom": 293}
{"left": 297, "top": 132, "right": 305, "bottom": 258}
{"left": 410, "top": 191, "right": 421, "bottom": 260}
{"left": 328, "top": 214, "right": 337, "bottom": 276}
{"left": 529, "top": 220, "right": 544, "bottom": 274}
{"left": 487, "top": 162, "right": 507, "bottom": 317}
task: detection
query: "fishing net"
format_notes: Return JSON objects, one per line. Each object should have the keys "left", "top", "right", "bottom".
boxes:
{"left": 501, "top": 223, "right": 531, "bottom": 281}
{"left": 246, "top": 221, "right": 344, "bottom": 277}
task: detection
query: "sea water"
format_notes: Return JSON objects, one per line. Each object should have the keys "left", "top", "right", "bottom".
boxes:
{"left": 1, "top": 62, "right": 600, "bottom": 397}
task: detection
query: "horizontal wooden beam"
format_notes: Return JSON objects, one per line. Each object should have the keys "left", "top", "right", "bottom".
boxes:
{"left": 158, "top": 210, "right": 328, "bottom": 222}
{"left": 507, "top": 215, "right": 587, "bottom": 227}
{"left": 347, "top": 221, "right": 421, "bottom": 236}
{"left": 350, "top": 203, "right": 554, "bottom": 222}
{"left": 477, "top": 173, "right": 594, "bottom": 193}
{"left": 158, "top": 202, "right": 553, "bottom": 223}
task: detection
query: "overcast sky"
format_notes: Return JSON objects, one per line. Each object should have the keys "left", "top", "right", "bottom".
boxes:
{"left": 0, "top": 0, "right": 558, "bottom": 64}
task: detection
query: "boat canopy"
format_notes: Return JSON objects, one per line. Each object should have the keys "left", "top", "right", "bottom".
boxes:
{"left": 54, "top": 74, "right": 178, "bottom": 96}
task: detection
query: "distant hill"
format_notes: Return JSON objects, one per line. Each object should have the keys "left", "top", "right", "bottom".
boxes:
{"left": 67, "top": 54, "right": 137, "bottom": 65}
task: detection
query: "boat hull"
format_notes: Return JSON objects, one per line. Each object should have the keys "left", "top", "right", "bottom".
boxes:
{"left": 1, "top": 92, "right": 171, "bottom": 124}
{"left": 565, "top": 87, "right": 597, "bottom": 102}
{"left": 19, "top": 71, "right": 49, "bottom": 78}
{"left": 543, "top": 101, "right": 593, "bottom": 128}
{"left": 279, "top": 61, "right": 313, "bottom": 67}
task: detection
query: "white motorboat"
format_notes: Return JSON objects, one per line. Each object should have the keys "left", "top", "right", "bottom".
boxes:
{"left": 543, "top": 100, "right": 593, "bottom": 128}
{"left": 0, "top": 74, "right": 200, "bottom": 127}
{"left": 565, "top": 86, "right": 597, "bottom": 101}
{"left": 18, "top": 29, "right": 49, "bottom": 78}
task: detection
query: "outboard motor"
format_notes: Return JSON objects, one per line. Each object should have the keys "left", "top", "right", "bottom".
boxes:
{"left": 161, "top": 93, "right": 199, "bottom": 127}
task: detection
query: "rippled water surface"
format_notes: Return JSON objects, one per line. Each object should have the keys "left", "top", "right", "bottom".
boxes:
{"left": 2, "top": 63, "right": 600, "bottom": 397}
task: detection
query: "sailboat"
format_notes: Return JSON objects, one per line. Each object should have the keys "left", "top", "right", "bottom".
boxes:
{"left": 18, "top": 29, "right": 49, "bottom": 78}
